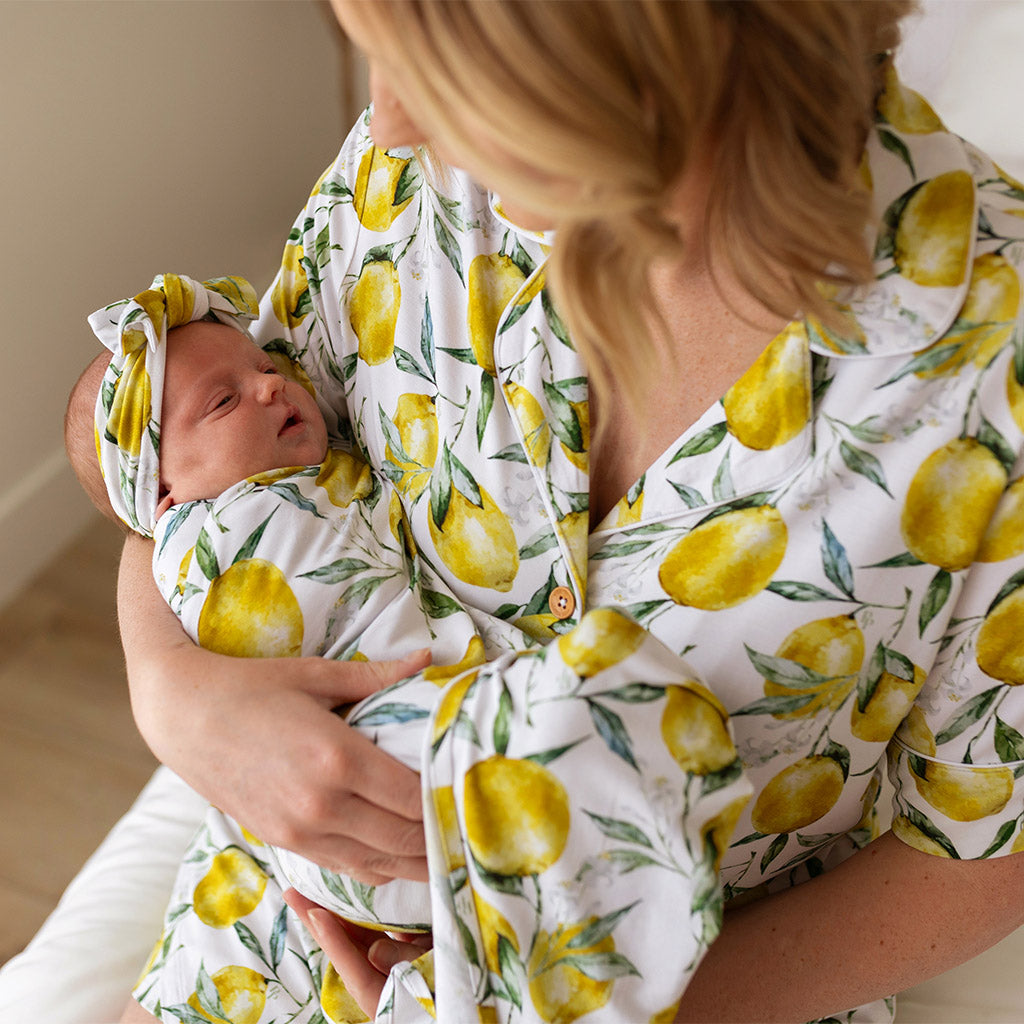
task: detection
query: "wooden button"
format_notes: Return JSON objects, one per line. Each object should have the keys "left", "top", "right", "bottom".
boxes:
{"left": 548, "top": 586, "right": 575, "bottom": 619}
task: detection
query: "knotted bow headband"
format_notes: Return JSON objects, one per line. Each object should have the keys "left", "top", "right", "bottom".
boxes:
{"left": 89, "top": 273, "right": 259, "bottom": 537}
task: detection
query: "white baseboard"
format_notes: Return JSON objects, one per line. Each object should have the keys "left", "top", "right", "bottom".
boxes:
{"left": 0, "top": 448, "right": 97, "bottom": 613}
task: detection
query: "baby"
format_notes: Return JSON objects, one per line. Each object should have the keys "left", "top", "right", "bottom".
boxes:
{"left": 67, "top": 272, "right": 527, "bottom": 932}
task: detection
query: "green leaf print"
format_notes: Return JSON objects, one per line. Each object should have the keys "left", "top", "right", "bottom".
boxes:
{"left": 233, "top": 920, "right": 267, "bottom": 966}
{"left": 584, "top": 811, "right": 655, "bottom": 848}
{"left": 429, "top": 445, "right": 454, "bottom": 529}
{"left": 767, "top": 580, "right": 847, "bottom": 602}
{"left": 670, "top": 480, "right": 707, "bottom": 508}
{"left": 877, "top": 127, "right": 917, "bottom": 179}
{"left": 732, "top": 693, "right": 817, "bottom": 717}
{"left": 394, "top": 345, "right": 433, "bottom": 383}
{"left": 267, "top": 482, "right": 325, "bottom": 518}
{"left": 597, "top": 682, "right": 665, "bottom": 703}
{"left": 232, "top": 511, "right": 275, "bottom": 565}
{"left": 744, "top": 646, "right": 832, "bottom": 689}
{"left": 712, "top": 448, "right": 735, "bottom": 501}
{"left": 542, "top": 380, "right": 584, "bottom": 452}
{"left": 195, "top": 527, "right": 220, "bottom": 582}
{"left": 760, "top": 832, "right": 789, "bottom": 873}
{"left": 493, "top": 684, "right": 513, "bottom": 756}
{"left": 448, "top": 447, "right": 483, "bottom": 506}
{"left": 977, "top": 416, "right": 1018, "bottom": 475}
{"left": 821, "top": 520, "right": 856, "bottom": 598}
{"left": 269, "top": 903, "right": 287, "bottom": 971}
{"left": 542, "top": 290, "right": 574, "bottom": 349}
{"left": 299, "top": 557, "right": 374, "bottom": 584}
{"left": 918, "top": 568, "right": 952, "bottom": 636}
{"left": 838, "top": 440, "right": 892, "bottom": 497}
{"left": 903, "top": 804, "right": 960, "bottom": 858}
{"left": 980, "top": 817, "right": 1020, "bottom": 858}
{"left": 668, "top": 422, "right": 727, "bottom": 463}
{"left": 477, "top": 370, "right": 495, "bottom": 447}
{"left": 163, "top": 1004, "right": 218, "bottom": 1024}
{"left": 348, "top": 702, "right": 430, "bottom": 728}
{"left": 934, "top": 686, "right": 1002, "bottom": 745}
{"left": 864, "top": 550, "right": 925, "bottom": 569}
{"left": 433, "top": 211, "right": 464, "bottom": 282}
{"left": 421, "top": 588, "right": 465, "bottom": 618}
{"left": 525, "top": 740, "right": 585, "bottom": 766}
{"left": 394, "top": 160, "right": 422, "bottom": 206}
{"left": 606, "top": 849, "right": 662, "bottom": 872}
{"left": 420, "top": 296, "right": 436, "bottom": 378}
{"left": 436, "top": 345, "right": 479, "bottom": 365}
{"left": 456, "top": 913, "right": 480, "bottom": 968}
{"left": 570, "top": 904, "right": 640, "bottom": 951}
{"left": 195, "top": 965, "right": 229, "bottom": 1022}
{"left": 822, "top": 738, "right": 851, "bottom": 780}
{"left": 701, "top": 759, "right": 746, "bottom": 795}
{"left": 994, "top": 716, "right": 1024, "bottom": 764}
{"left": 846, "top": 416, "right": 890, "bottom": 444}
{"left": 586, "top": 699, "right": 638, "bottom": 770}
{"left": 519, "top": 526, "right": 560, "bottom": 560}
{"left": 987, "top": 568, "right": 1024, "bottom": 616}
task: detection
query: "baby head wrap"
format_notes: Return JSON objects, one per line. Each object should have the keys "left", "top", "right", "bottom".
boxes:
{"left": 88, "top": 273, "right": 259, "bottom": 538}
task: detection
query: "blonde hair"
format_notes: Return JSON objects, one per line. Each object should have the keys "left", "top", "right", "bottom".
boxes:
{"left": 350, "top": 0, "right": 912, "bottom": 407}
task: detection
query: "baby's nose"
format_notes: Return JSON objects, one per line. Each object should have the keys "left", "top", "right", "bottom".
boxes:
{"left": 256, "top": 372, "right": 284, "bottom": 402}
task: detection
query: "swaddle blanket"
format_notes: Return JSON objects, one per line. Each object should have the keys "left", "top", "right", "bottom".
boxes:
{"left": 89, "top": 273, "right": 259, "bottom": 537}
{"left": 153, "top": 451, "right": 530, "bottom": 931}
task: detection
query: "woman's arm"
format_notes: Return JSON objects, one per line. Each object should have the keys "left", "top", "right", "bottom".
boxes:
{"left": 118, "top": 532, "right": 430, "bottom": 885}
{"left": 675, "top": 831, "right": 1024, "bottom": 1023}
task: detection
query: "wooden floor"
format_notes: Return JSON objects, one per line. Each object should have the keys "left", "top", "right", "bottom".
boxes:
{"left": 0, "top": 517, "right": 157, "bottom": 966}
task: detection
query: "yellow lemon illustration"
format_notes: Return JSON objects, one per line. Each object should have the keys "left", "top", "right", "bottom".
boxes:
{"left": 560, "top": 399, "right": 590, "bottom": 472}
{"left": 267, "top": 349, "right": 316, "bottom": 397}
{"left": 174, "top": 544, "right": 195, "bottom": 597}
{"left": 423, "top": 635, "right": 486, "bottom": 684}
{"left": 198, "top": 559, "right": 304, "bottom": 658}
{"left": 750, "top": 755, "right": 845, "bottom": 834}
{"left": 315, "top": 449, "right": 373, "bottom": 508}
{"left": 660, "top": 682, "right": 738, "bottom": 775}
{"left": 431, "top": 670, "right": 479, "bottom": 745}
{"left": 107, "top": 350, "right": 151, "bottom": 456}
{"left": 977, "top": 584, "right": 1024, "bottom": 684}
{"left": 353, "top": 146, "right": 413, "bottom": 231}
{"left": 1009, "top": 361, "right": 1024, "bottom": 434}
{"left": 432, "top": 783, "right": 466, "bottom": 871}
{"left": 877, "top": 65, "right": 944, "bottom": 134}
{"left": 429, "top": 484, "right": 519, "bottom": 592}
{"left": 723, "top": 323, "right": 811, "bottom": 450}
{"left": 505, "top": 381, "right": 551, "bottom": 465}
{"left": 187, "top": 965, "right": 267, "bottom": 1024}
{"left": 900, "top": 438, "right": 1007, "bottom": 570}
{"left": 912, "top": 759, "right": 1014, "bottom": 822}
{"left": 978, "top": 478, "right": 1024, "bottom": 562}
{"left": 658, "top": 505, "right": 787, "bottom": 610}
{"left": 762, "top": 615, "right": 864, "bottom": 720}
{"left": 473, "top": 891, "right": 520, "bottom": 973}
{"left": 468, "top": 253, "right": 528, "bottom": 376}
{"left": 350, "top": 259, "right": 401, "bottom": 365}
{"left": 388, "top": 489, "right": 417, "bottom": 559}
{"left": 386, "top": 393, "right": 438, "bottom": 499}
{"left": 464, "top": 755, "right": 570, "bottom": 876}
{"left": 650, "top": 1001, "right": 684, "bottom": 1024}
{"left": 700, "top": 794, "right": 752, "bottom": 871}
{"left": 916, "top": 253, "right": 1022, "bottom": 377}
{"left": 896, "top": 705, "right": 937, "bottom": 757}
{"left": 851, "top": 662, "right": 927, "bottom": 742}
{"left": 891, "top": 815, "right": 952, "bottom": 857}
{"left": 528, "top": 918, "right": 615, "bottom": 1024}
{"left": 320, "top": 962, "right": 371, "bottom": 1023}
{"left": 271, "top": 243, "right": 309, "bottom": 328}
{"left": 193, "top": 849, "right": 268, "bottom": 928}
{"left": 894, "top": 170, "right": 974, "bottom": 288}
{"left": 557, "top": 608, "right": 645, "bottom": 677}
{"left": 515, "top": 613, "right": 561, "bottom": 641}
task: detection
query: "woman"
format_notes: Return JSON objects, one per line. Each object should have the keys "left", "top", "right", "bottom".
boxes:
{"left": 120, "top": 1, "right": 1024, "bottom": 1021}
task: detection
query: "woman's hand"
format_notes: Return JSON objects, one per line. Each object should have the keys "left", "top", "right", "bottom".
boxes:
{"left": 118, "top": 533, "right": 431, "bottom": 884}
{"left": 284, "top": 889, "right": 429, "bottom": 1015}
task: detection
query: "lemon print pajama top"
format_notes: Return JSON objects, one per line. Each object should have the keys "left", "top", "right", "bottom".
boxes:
{"left": 136, "top": 72, "right": 1024, "bottom": 1024}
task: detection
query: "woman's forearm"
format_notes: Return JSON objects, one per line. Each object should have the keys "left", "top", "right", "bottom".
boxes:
{"left": 676, "top": 830, "right": 1024, "bottom": 1023}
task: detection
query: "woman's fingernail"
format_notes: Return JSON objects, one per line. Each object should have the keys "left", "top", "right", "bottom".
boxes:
{"left": 307, "top": 908, "right": 331, "bottom": 937}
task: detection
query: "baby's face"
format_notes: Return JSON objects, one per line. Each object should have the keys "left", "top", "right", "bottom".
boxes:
{"left": 158, "top": 321, "right": 328, "bottom": 509}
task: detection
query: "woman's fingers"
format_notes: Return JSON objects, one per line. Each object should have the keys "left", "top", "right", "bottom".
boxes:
{"left": 297, "top": 648, "right": 432, "bottom": 707}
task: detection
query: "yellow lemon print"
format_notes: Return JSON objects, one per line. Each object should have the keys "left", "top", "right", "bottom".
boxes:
{"left": 900, "top": 438, "right": 1007, "bottom": 571}
{"left": 915, "top": 253, "right": 1022, "bottom": 377}
{"left": 515, "top": 613, "right": 561, "bottom": 641}
{"left": 877, "top": 65, "right": 944, "bottom": 134}
{"left": 557, "top": 608, "right": 645, "bottom": 677}
{"left": 161, "top": 274, "right": 197, "bottom": 328}
{"left": 851, "top": 662, "right": 927, "bottom": 742}
{"left": 896, "top": 705, "right": 937, "bottom": 757}
{"left": 431, "top": 670, "right": 479, "bottom": 745}
{"left": 762, "top": 615, "right": 864, "bottom": 720}
{"left": 267, "top": 349, "right": 317, "bottom": 398}
{"left": 911, "top": 759, "right": 1014, "bottom": 822}
{"left": 977, "top": 584, "right": 1024, "bottom": 684}
{"left": 350, "top": 258, "right": 401, "bottom": 365}
{"left": 464, "top": 755, "right": 570, "bottom": 876}
{"left": 316, "top": 449, "right": 373, "bottom": 508}
{"left": 700, "top": 794, "right": 752, "bottom": 871}
{"left": 978, "top": 478, "right": 1024, "bottom": 562}
{"left": 660, "top": 682, "right": 738, "bottom": 775}
{"left": 528, "top": 918, "right": 615, "bottom": 1024}
{"left": 723, "top": 322, "right": 811, "bottom": 450}
{"left": 198, "top": 559, "right": 304, "bottom": 658}
{"left": 505, "top": 381, "right": 552, "bottom": 465}
{"left": 750, "top": 755, "right": 845, "bottom": 834}
{"left": 891, "top": 815, "right": 952, "bottom": 857}
{"left": 894, "top": 170, "right": 974, "bottom": 288}
{"left": 649, "top": 1001, "right": 683, "bottom": 1024}
{"left": 174, "top": 544, "right": 195, "bottom": 597}
{"left": 353, "top": 146, "right": 413, "bottom": 231}
{"left": 423, "top": 635, "right": 486, "bottom": 684}
{"left": 473, "top": 891, "right": 520, "bottom": 973}
{"left": 432, "top": 783, "right": 466, "bottom": 872}
{"left": 611, "top": 489, "right": 644, "bottom": 528}
{"left": 187, "top": 965, "right": 267, "bottom": 1024}
{"left": 271, "top": 243, "right": 310, "bottom": 328}
{"left": 468, "top": 253, "right": 528, "bottom": 376}
{"left": 561, "top": 398, "right": 590, "bottom": 472}
{"left": 386, "top": 393, "right": 438, "bottom": 500}
{"left": 429, "top": 484, "right": 519, "bottom": 592}
{"left": 193, "top": 849, "right": 268, "bottom": 928}
{"left": 107, "top": 350, "right": 151, "bottom": 456}
{"left": 388, "top": 489, "right": 417, "bottom": 559}
{"left": 321, "top": 962, "right": 371, "bottom": 1023}
{"left": 659, "top": 505, "right": 787, "bottom": 610}
{"left": 1008, "top": 360, "right": 1024, "bottom": 434}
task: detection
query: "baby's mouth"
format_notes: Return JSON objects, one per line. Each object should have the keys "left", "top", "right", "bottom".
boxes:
{"left": 279, "top": 405, "right": 303, "bottom": 435}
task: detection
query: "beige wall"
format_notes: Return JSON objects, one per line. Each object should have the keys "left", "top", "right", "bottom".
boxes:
{"left": 0, "top": 0, "right": 366, "bottom": 610}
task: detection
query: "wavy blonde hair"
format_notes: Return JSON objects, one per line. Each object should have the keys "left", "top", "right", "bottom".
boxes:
{"left": 348, "top": 0, "right": 912, "bottom": 408}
